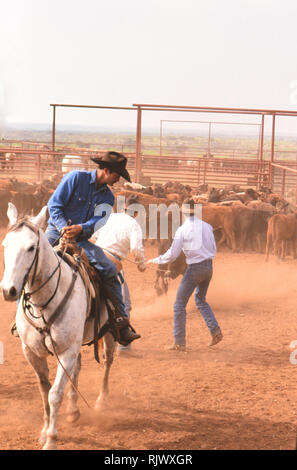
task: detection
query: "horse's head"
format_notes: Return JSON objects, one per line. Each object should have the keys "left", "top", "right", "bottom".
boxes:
{"left": 0, "top": 203, "right": 48, "bottom": 301}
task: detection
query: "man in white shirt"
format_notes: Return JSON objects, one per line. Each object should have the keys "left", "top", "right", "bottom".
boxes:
{"left": 93, "top": 194, "right": 146, "bottom": 354}
{"left": 148, "top": 198, "right": 223, "bottom": 351}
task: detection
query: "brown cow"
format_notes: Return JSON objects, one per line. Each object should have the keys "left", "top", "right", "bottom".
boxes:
{"left": 166, "top": 193, "right": 183, "bottom": 203}
{"left": 265, "top": 213, "right": 297, "bottom": 261}
{"left": 220, "top": 206, "right": 256, "bottom": 252}
{"left": 201, "top": 205, "right": 233, "bottom": 249}
{"left": 214, "top": 205, "right": 271, "bottom": 253}
{"left": 0, "top": 190, "right": 11, "bottom": 225}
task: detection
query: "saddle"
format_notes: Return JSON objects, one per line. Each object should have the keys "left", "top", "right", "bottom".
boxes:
{"left": 54, "top": 238, "right": 119, "bottom": 362}
{"left": 102, "top": 249, "right": 123, "bottom": 273}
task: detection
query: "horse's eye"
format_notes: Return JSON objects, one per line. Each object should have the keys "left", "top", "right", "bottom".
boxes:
{"left": 27, "top": 246, "right": 35, "bottom": 252}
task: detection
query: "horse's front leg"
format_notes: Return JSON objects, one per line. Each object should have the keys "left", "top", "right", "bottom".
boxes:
{"left": 66, "top": 352, "right": 81, "bottom": 423}
{"left": 22, "top": 344, "right": 51, "bottom": 447}
{"left": 43, "top": 345, "right": 79, "bottom": 450}
{"left": 95, "top": 332, "right": 115, "bottom": 410}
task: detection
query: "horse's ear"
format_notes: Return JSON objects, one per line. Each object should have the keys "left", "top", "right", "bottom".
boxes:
{"left": 32, "top": 206, "right": 48, "bottom": 228}
{"left": 7, "top": 202, "right": 18, "bottom": 226}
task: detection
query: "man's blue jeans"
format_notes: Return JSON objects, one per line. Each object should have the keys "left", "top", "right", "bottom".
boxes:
{"left": 118, "top": 273, "right": 132, "bottom": 351}
{"left": 45, "top": 226, "right": 127, "bottom": 318}
{"left": 173, "top": 259, "right": 220, "bottom": 346}
{"left": 122, "top": 277, "right": 131, "bottom": 319}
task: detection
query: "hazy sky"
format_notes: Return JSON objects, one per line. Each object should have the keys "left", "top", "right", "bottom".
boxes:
{"left": 1, "top": 0, "right": 297, "bottom": 135}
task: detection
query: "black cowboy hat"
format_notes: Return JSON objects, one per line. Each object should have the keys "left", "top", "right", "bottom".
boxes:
{"left": 91, "top": 151, "right": 131, "bottom": 182}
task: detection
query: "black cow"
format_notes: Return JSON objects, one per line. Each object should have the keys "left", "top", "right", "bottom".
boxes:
{"left": 154, "top": 238, "right": 187, "bottom": 296}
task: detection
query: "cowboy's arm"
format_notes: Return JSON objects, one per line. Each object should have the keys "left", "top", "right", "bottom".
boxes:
{"left": 47, "top": 171, "right": 78, "bottom": 231}
{"left": 130, "top": 223, "right": 145, "bottom": 264}
{"left": 149, "top": 228, "right": 183, "bottom": 265}
{"left": 80, "top": 201, "right": 114, "bottom": 240}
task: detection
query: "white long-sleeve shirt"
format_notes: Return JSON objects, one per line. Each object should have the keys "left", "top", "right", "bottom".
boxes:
{"left": 93, "top": 212, "right": 145, "bottom": 262}
{"left": 151, "top": 216, "right": 216, "bottom": 265}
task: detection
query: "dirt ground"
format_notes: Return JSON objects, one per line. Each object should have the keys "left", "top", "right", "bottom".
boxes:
{"left": 0, "top": 232, "right": 297, "bottom": 451}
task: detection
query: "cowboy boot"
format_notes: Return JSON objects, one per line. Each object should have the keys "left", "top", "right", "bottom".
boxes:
{"left": 102, "top": 277, "right": 141, "bottom": 346}
{"left": 113, "top": 312, "right": 141, "bottom": 346}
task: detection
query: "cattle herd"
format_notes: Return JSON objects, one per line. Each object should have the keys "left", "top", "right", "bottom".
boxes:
{"left": 0, "top": 175, "right": 296, "bottom": 267}
{"left": 111, "top": 180, "right": 297, "bottom": 295}
{"left": 116, "top": 180, "right": 296, "bottom": 256}
{"left": 0, "top": 175, "right": 60, "bottom": 226}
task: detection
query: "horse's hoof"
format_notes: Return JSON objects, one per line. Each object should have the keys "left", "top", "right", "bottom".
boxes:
{"left": 39, "top": 432, "right": 47, "bottom": 446}
{"left": 94, "top": 399, "right": 105, "bottom": 411}
{"left": 66, "top": 409, "right": 80, "bottom": 423}
{"left": 42, "top": 440, "right": 57, "bottom": 450}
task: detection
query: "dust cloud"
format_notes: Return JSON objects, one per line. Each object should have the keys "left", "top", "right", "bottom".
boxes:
{"left": 131, "top": 252, "right": 297, "bottom": 319}
{"left": 210, "top": 253, "right": 297, "bottom": 311}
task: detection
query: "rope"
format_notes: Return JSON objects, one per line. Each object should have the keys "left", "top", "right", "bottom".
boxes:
{"left": 47, "top": 332, "right": 91, "bottom": 409}
{"left": 124, "top": 257, "right": 169, "bottom": 272}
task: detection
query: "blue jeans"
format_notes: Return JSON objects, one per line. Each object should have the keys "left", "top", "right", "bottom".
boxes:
{"left": 118, "top": 274, "right": 132, "bottom": 351}
{"left": 173, "top": 259, "right": 220, "bottom": 346}
{"left": 122, "top": 278, "right": 131, "bottom": 319}
{"left": 45, "top": 226, "right": 127, "bottom": 318}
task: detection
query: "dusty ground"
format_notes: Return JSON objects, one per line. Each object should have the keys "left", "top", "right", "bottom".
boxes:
{"left": 0, "top": 232, "right": 297, "bottom": 451}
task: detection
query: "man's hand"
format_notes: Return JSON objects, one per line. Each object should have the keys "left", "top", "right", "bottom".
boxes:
{"left": 61, "top": 224, "right": 82, "bottom": 239}
{"left": 146, "top": 259, "right": 155, "bottom": 264}
{"left": 137, "top": 261, "right": 147, "bottom": 272}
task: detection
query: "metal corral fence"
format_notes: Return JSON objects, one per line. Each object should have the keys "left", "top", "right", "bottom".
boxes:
{"left": 133, "top": 155, "right": 270, "bottom": 189}
{"left": 270, "top": 162, "right": 297, "bottom": 203}
{"left": 1, "top": 142, "right": 297, "bottom": 202}
{"left": 0, "top": 146, "right": 105, "bottom": 181}
{"left": 0, "top": 144, "right": 269, "bottom": 188}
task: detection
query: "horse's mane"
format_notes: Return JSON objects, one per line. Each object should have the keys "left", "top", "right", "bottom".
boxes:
{"left": 8, "top": 216, "right": 39, "bottom": 234}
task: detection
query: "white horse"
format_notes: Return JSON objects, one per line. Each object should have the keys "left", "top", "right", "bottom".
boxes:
{"left": 0, "top": 203, "right": 115, "bottom": 450}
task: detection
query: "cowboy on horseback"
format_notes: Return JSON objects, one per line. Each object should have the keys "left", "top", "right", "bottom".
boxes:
{"left": 45, "top": 151, "right": 140, "bottom": 347}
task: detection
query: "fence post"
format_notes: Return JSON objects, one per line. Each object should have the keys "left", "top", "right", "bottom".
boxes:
{"left": 281, "top": 169, "right": 286, "bottom": 198}
{"left": 203, "top": 159, "right": 207, "bottom": 185}
{"left": 37, "top": 153, "right": 41, "bottom": 182}
{"left": 135, "top": 106, "right": 142, "bottom": 183}
{"left": 52, "top": 105, "right": 56, "bottom": 153}
{"left": 268, "top": 163, "right": 272, "bottom": 190}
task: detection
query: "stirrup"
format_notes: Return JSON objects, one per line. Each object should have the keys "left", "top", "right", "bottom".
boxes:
{"left": 119, "top": 326, "right": 141, "bottom": 347}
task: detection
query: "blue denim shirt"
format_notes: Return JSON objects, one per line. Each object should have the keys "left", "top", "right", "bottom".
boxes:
{"left": 47, "top": 170, "right": 114, "bottom": 240}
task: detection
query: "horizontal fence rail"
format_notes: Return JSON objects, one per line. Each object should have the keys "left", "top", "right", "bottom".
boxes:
{"left": 0, "top": 145, "right": 270, "bottom": 190}
{"left": 1, "top": 140, "right": 297, "bottom": 200}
